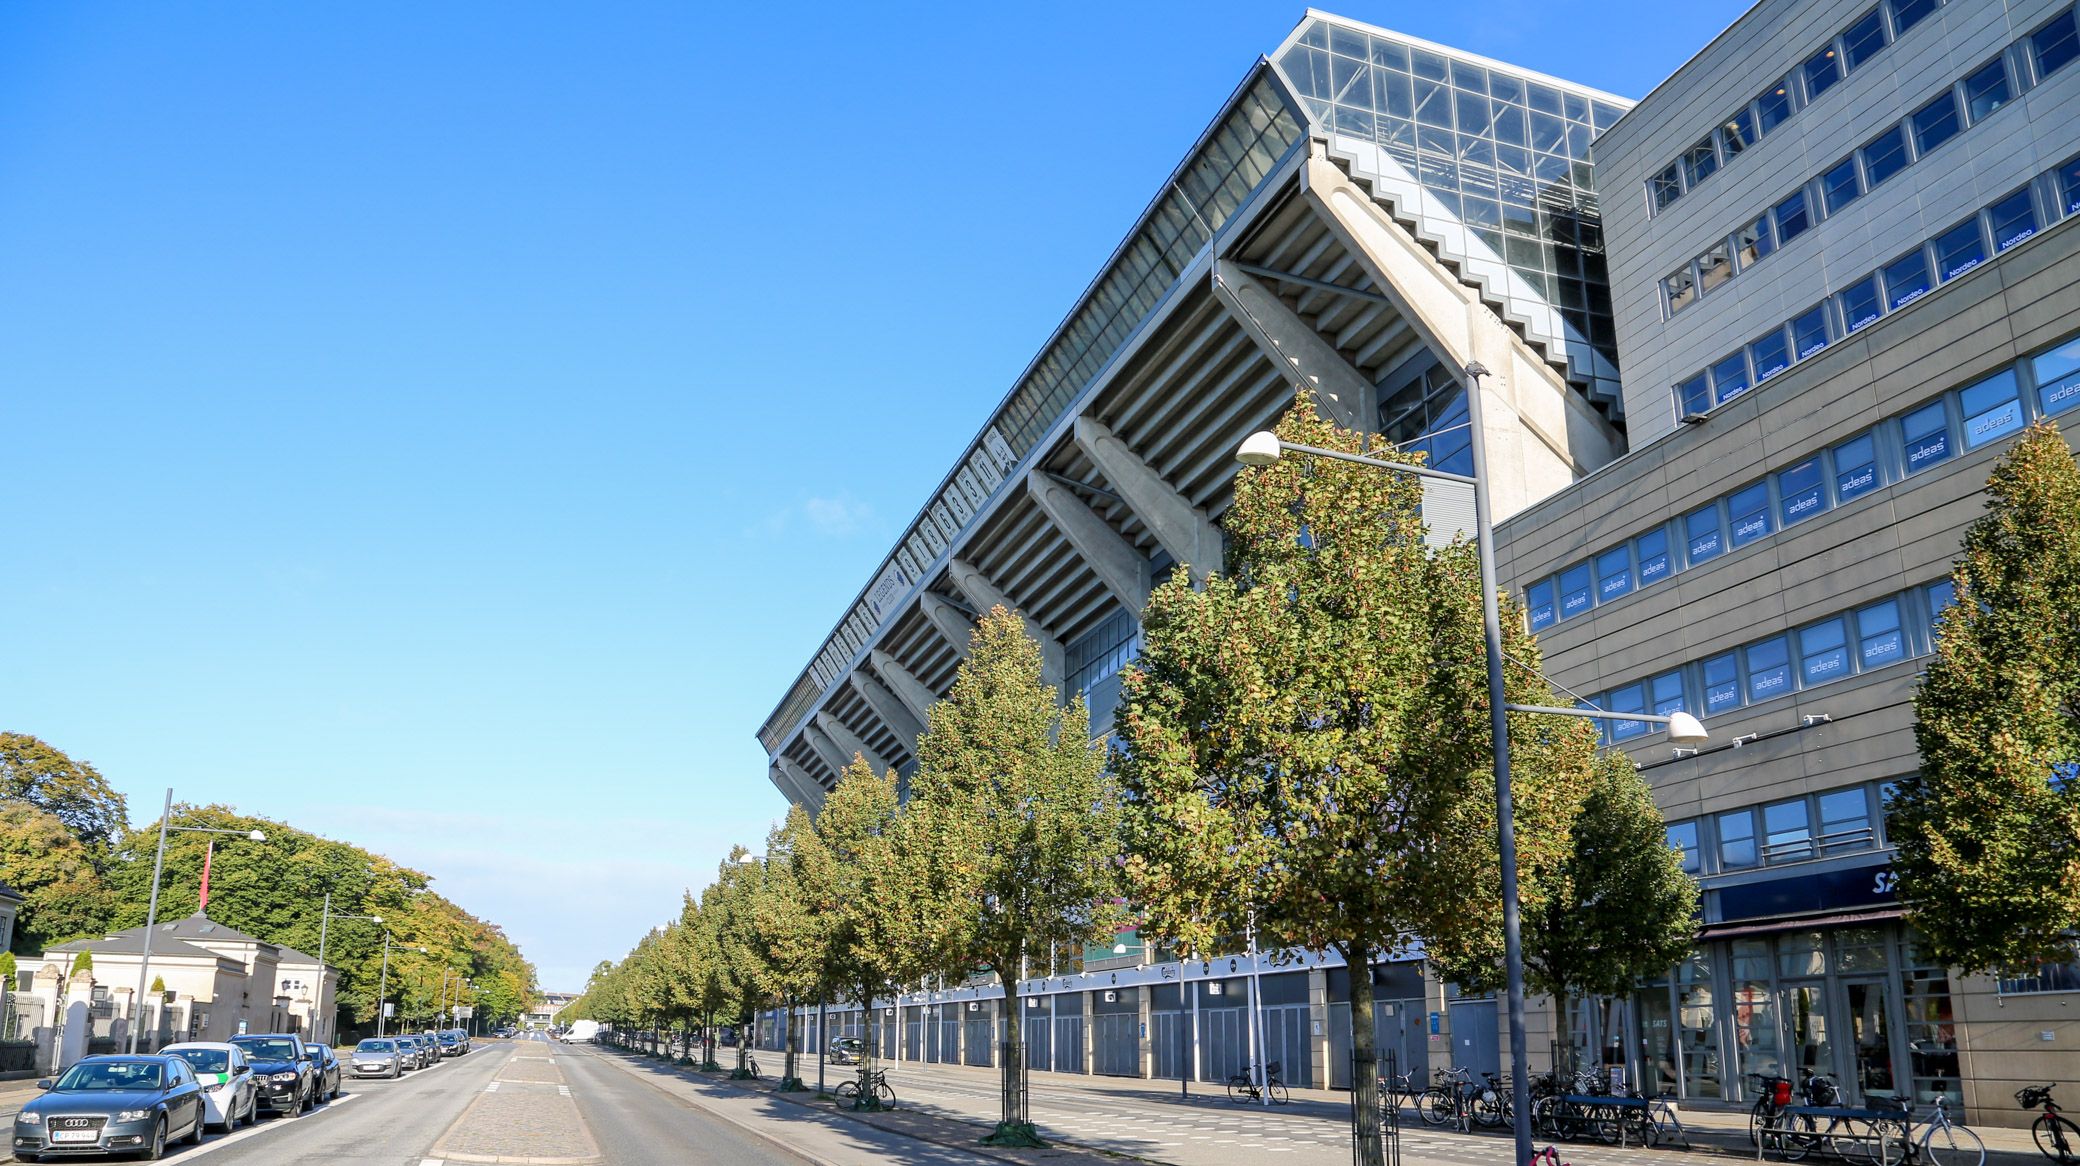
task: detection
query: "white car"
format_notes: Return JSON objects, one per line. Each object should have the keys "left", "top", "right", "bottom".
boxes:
{"left": 160, "top": 1041, "right": 259, "bottom": 1131}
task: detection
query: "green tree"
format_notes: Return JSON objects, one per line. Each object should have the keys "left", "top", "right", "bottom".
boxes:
{"left": 1895, "top": 419, "right": 2080, "bottom": 973}
{"left": 1114, "top": 396, "right": 1585, "bottom": 1166}
{"left": 0, "top": 802, "right": 118, "bottom": 953}
{"left": 0, "top": 733, "right": 127, "bottom": 853}
{"left": 699, "top": 848, "right": 773, "bottom": 1079}
{"left": 905, "top": 606, "right": 1126, "bottom": 1147}
{"left": 751, "top": 812, "right": 825, "bottom": 1090}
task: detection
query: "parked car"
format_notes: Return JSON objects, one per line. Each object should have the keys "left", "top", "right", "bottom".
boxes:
{"left": 400, "top": 1035, "right": 432, "bottom": 1069}
{"left": 435, "top": 1031, "right": 463, "bottom": 1057}
{"left": 160, "top": 1042, "right": 258, "bottom": 1131}
{"left": 827, "top": 1036, "right": 866, "bottom": 1065}
{"left": 349, "top": 1038, "right": 404, "bottom": 1079}
{"left": 309, "top": 1046, "right": 342, "bottom": 1101}
{"left": 10, "top": 1054, "right": 207, "bottom": 1160}
{"left": 227, "top": 1033, "right": 317, "bottom": 1116}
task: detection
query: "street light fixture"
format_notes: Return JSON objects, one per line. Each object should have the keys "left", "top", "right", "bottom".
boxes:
{"left": 1235, "top": 364, "right": 1708, "bottom": 1166}
{"left": 312, "top": 894, "right": 382, "bottom": 1045}
{"left": 128, "top": 789, "right": 270, "bottom": 1053}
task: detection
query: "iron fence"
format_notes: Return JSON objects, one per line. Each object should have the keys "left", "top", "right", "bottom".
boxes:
{"left": 998, "top": 1043, "right": 1029, "bottom": 1127}
{"left": 1351, "top": 1050, "right": 1402, "bottom": 1166}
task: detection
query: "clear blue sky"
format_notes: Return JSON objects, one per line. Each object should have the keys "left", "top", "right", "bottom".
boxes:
{"left": 0, "top": 0, "right": 1748, "bottom": 991}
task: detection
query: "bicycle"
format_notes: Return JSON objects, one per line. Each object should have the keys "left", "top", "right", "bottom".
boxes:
{"left": 2021, "top": 1086, "right": 2079, "bottom": 1165}
{"left": 833, "top": 1066, "right": 896, "bottom": 1110}
{"left": 1379, "top": 1069, "right": 1427, "bottom": 1118}
{"left": 1226, "top": 1061, "right": 1290, "bottom": 1105}
{"left": 1470, "top": 1072, "right": 1513, "bottom": 1129}
{"left": 1877, "top": 1094, "right": 1984, "bottom": 1166}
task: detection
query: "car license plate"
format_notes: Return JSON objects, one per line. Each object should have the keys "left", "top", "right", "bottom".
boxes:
{"left": 51, "top": 1129, "right": 98, "bottom": 1143}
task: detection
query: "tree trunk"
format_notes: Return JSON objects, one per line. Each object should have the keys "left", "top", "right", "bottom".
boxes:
{"left": 1350, "top": 949, "right": 1385, "bottom": 1166}
{"left": 782, "top": 996, "right": 801, "bottom": 1088}
{"left": 1000, "top": 976, "right": 1022, "bottom": 1128}
{"left": 736, "top": 1009, "right": 750, "bottom": 1074}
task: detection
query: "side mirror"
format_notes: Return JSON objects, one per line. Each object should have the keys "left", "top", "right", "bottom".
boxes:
{"left": 36, "top": 1079, "right": 53, "bottom": 1091}
{"left": 237, "top": 1065, "right": 251, "bottom": 1076}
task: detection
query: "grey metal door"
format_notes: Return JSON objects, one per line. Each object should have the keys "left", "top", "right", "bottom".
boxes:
{"left": 1093, "top": 1012, "right": 1139, "bottom": 1077}
{"left": 1025, "top": 999, "right": 1052, "bottom": 1069}
{"left": 904, "top": 1010, "right": 922, "bottom": 1062}
{"left": 1199, "top": 1006, "right": 1248, "bottom": 1082}
{"left": 964, "top": 1011, "right": 993, "bottom": 1067}
{"left": 1262, "top": 1003, "right": 1312, "bottom": 1087}
{"left": 1055, "top": 1014, "right": 1085, "bottom": 1073}
{"left": 937, "top": 1013, "right": 961, "bottom": 1063}
{"left": 1450, "top": 999, "right": 1501, "bottom": 1077}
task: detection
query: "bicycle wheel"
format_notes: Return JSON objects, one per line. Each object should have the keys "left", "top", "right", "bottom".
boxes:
{"left": 1227, "top": 1077, "right": 1250, "bottom": 1104}
{"left": 1269, "top": 1081, "right": 1289, "bottom": 1105}
{"left": 1419, "top": 1089, "right": 1453, "bottom": 1126}
{"left": 1776, "top": 1112, "right": 1820, "bottom": 1162}
{"left": 1751, "top": 1100, "right": 1774, "bottom": 1148}
{"left": 1920, "top": 1123, "right": 1985, "bottom": 1166}
{"left": 834, "top": 1081, "right": 859, "bottom": 1104}
{"left": 874, "top": 1083, "right": 896, "bottom": 1109}
{"left": 1532, "top": 1096, "right": 1559, "bottom": 1137}
{"left": 2036, "top": 1115, "right": 2080, "bottom": 1166}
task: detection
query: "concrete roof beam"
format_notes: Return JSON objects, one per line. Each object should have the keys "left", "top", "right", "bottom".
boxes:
{"left": 1209, "top": 257, "right": 1371, "bottom": 433}
{"left": 1072, "top": 415, "right": 1223, "bottom": 587}
{"left": 944, "top": 559, "right": 1066, "bottom": 692}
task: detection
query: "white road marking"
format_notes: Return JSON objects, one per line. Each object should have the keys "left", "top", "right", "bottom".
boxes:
{"left": 557, "top": 1085, "right": 571, "bottom": 1096}
{"left": 160, "top": 1092, "right": 362, "bottom": 1160}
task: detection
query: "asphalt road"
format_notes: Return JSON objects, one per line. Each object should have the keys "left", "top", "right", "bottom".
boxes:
{"left": 557, "top": 1043, "right": 810, "bottom": 1165}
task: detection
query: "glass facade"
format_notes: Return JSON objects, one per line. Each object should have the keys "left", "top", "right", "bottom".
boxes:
{"left": 1276, "top": 18, "right": 1625, "bottom": 405}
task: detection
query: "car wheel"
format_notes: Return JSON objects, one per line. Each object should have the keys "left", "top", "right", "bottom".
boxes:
{"left": 140, "top": 1118, "right": 167, "bottom": 1161}
{"left": 186, "top": 1111, "right": 205, "bottom": 1145}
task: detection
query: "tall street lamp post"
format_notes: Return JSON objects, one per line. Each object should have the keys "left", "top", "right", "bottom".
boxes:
{"left": 313, "top": 895, "right": 381, "bottom": 1045}
{"left": 1237, "top": 364, "right": 1707, "bottom": 1166}
{"left": 128, "top": 789, "right": 268, "bottom": 1053}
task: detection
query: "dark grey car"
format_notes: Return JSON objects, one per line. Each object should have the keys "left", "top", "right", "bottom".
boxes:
{"left": 10, "top": 1055, "right": 207, "bottom": 1161}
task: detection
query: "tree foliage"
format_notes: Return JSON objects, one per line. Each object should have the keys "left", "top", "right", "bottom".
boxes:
{"left": 1896, "top": 420, "right": 2080, "bottom": 973}
{"left": 0, "top": 733, "right": 127, "bottom": 854}
{"left": 0, "top": 802, "right": 119, "bottom": 954}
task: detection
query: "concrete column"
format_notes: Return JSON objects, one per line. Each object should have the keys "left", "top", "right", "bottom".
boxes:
{"left": 849, "top": 670, "right": 926, "bottom": 758}
{"left": 918, "top": 594, "right": 976, "bottom": 660}
{"left": 770, "top": 760, "right": 824, "bottom": 811}
{"left": 868, "top": 649, "right": 940, "bottom": 729}
{"left": 1308, "top": 966, "right": 1331, "bottom": 1089}
{"left": 802, "top": 724, "right": 852, "bottom": 787}
{"left": 1210, "top": 258, "right": 1371, "bottom": 432}
{"left": 31, "top": 963, "right": 61, "bottom": 1073}
{"left": 1082, "top": 990, "right": 1097, "bottom": 1076}
{"left": 1138, "top": 988, "right": 1155, "bottom": 1079}
{"left": 944, "top": 559, "right": 1065, "bottom": 691}
{"left": 60, "top": 971, "right": 93, "bottom": 1071}
{"left": 1072, "top": 416, "right": 1223, "bottom": 586}
{"left": 814, "top": 712, "right": 891, "bottom": 779}
{"left": 1297, "top": 146, "right": 1623, "bottom": 521}
{"left": 1024, "top": 471, "right": 1152, "bottom": 616}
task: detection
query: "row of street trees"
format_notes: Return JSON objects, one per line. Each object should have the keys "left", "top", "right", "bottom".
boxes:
{"left": 578, "top": 398, "right": 1700, "bottom": 1160}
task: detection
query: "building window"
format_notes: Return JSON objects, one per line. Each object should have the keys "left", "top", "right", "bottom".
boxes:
{"left": 1932, "top": 217, "right": 1986, "bottom": 281}
{"left": 1911, "top": 91, "right": 1960, "bottom": 153}
{"left": 1988, "top": 187, "right": 2039, "bottom": 251}
{"left": 1712, "top": 351, "right": 1752, "bottom": 405}
{"left": 1890, "top": 0, "right": 1938, "bottom": 34}
{"left": 1650, "top": 669, "right": 1687, "bottom": 715}
{"left": 1665, "top": 266, "right": 1698, "bottom": 313}
{"left": 1703, "top": 651, "right": 1742, "bottom": 715}
{"left": 1719, "top": 810, "right": 1759, "bottom": 869}
{"left": 1596, "top": 545, "right": 1633, "bottom": 602}
{"left": 1723, "top": 108, "right": 1759, "bottom": 156}
{"left": 1747, "top": 635, "right": 1793, "bottom": 702}
{"left": 1861, "top": 124, "right": 1910, "bottom": 188}
{"left": 1683, "top": 137, "right": 1720, "bottom": 187}
{"left": 1698, "top": 242, "right": 1734, "bottom": 294}
{"left": 1065, "top": 609, "right": 1140, "bottom": 700}
{"left": 1775, "top": 190, "right": 1812, "bottom": 243}
{"left": 1882, "top": 247, "right": 1933, "bottom": 310}
{"left": 1380, "top": 362, "right": 1473, "bottom": 475}
{"left": 1558, "top": 563, "right": 1593, "bottom": 621}
{"left": 1667, "top": 821, "right": 1702, "bottom": 873}
{"left": 1839, "top": 274, "right": 1883, "bottom": 333}
{"left": 1526, "top": 578, "right": 1557, "bottom": 631}
{"left": 1964, "top": 59, "right": 2012, "bottom": 123}
{"left": 1752, "top": 327, "right": 1792, "bottom": 382}
{"left": 1778, "top": 457, "right": 1826, "bottom": 525}
{"left": 1960, "top": 368, "right": 2024, "bottom": 448}
{"left": 1858, "top": 598, "right": 1906, "bottom": 668}
{"left": 2034, "top": 11, "right": 2080, "bottom": 78}
{"left": 1686, "top": 504, "right": 1726, "bottom": 565}
{"left": 2034, "top": 338, "right": 2080, "bottom": 416}
{"left": 1819, "top": 788, "right": 1875, "bottom": 851}
{"left": 1902, "top": 400, "right": 1952, "bottom": 472}
{"left": 1757, "top": 80, "right": 1796, "bottom": 133}
{"left": 1834, "top": 432, "right": 1880, "bottom": 502}
{"left": 1678, "top": 373, "right": 1712, "bottom": 416}
{"left": 2063, "top": 157, "right": 2080, "bottom": 216}
{"left": 1927, "top": 579, "right": 1957, "bottom": 631}
{"left": 1997, "top": 944, "right": 2080, "bottom": 994}
{"left": 1842, "top": 8, "right": 1890, "bottom": 69}
{"left": 1822, "top": 157, "right": 1863, "bottom": 214}
{"left": 1803, "top": 45, "right": 1844, "bottom": 100}
{"left": 1799, "top": 617, "right": 1851, "bottom": 686}
{"left": 1608, "top": 683, "right": 1648, "bottom": 741}
{"left": 1791, "top": 303, "right": 1831, "bottom": 359}
{"left": 1651, "top": 163, "right": 1682, "bottom": 211}
{"left": 1728, "top": 482, "right": 1771, "bottom": 547}
{"left": 1737, "top": 216, "right": 1775, "bottom": 267}
{"left": 1763, "top": 798, "right": 1814, "bottom": 862}
{"left": 1637, "top": 528, "right": 1672, "bottom": 586}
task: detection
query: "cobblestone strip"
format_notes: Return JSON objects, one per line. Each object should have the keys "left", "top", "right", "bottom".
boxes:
{"left": 430, "top": 1048, "right": 604, "bottom": 1165}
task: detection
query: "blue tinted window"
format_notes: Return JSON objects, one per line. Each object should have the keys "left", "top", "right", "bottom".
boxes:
{"left": 1728, "top": 482, "right": 1772, "bottom": 547}
{"left": 2035, "top": 11, "right": 2079, "bottom": 77}
{"left": 1526, "top": 579, "right": 1557, "bottom": 631}
{"left": 1857, "top": 598, "right": 1905, "bottom": 668}
{"left": 1682, "top": 137, "right": 1719, "bottom": 187}
{"left": 1636, "top": 528, "right": 1672, "bottom": 586}
{"left": 1834, "top": 433, "right": 1880, "bottom": 501}
{"left": 1902, "top": 400, "right": 1952, "bottom": 472}
{"left": 1779, "top": 457, "right": 1827, "bottom": 525}
{"left": 1678, "top": 373, "right": 1712, "bottom": 416}
{"left": 1883, "top": 248, "right": 1932, "bottom": 310}
{"left": 1912, "top": 92, "right": 1960, "bottom": 153}
{"left": 1804, "top": 46, "right": 1844, "bottom": 100}
{"left": 1722, "top": 108, "right": 1758, "bottom": 156}
{"left": 2064, "top": 157, "right": 2080, "bottom": 216}
{"left": 1963, "top": 59, "right": 2010, "bottom": 122}
{"left": 1711, "top": 352, "right": 1751, "bottom": 405}
{"left": 1890, "top": 0, "right": 1937, "bottom": 34}
{"left": 1686, "top": 505, "right": 1725, "bottom": 564}
{"left": 1822, "top": 158, "right": 1862, "bottom": 213}
{"left": 1960, "top": 369, "right": 2023, "bottom": 448}
{"left": 1989, "top": 188, "right": 2038, "bottom": 252}
{"left": 1757, "top": 80, "right": 1795, "bottom": 133}
{"left": 1608, "top": 683, "right": 1648, "bottom": 740}
{"left": 1651, "top": 164, "right": 1682, "bottom": 211}
{"left": 2034, "top": 338, "right": 2080, "bottom": 416}
{"left": 1842, "top": 9, "right": 1889, "bottom": 69}
{"left": 1720, "top": 809, "right": 1759, "bottom": 869}
{"left": 1799, "top": 618, "right": 1851, "bottom": 685}
{"left": 1927, "top": 579, "right": 1957, "bottom": 632}
{"left": 1791, "top": 304, "right": 1830, "bottom": 360}
{"left": 1558, "top": 563, "right": 1593, "bottom": 620}
{"left": 1861, "top": 125, "right": 1909, "bottom": 187}
{"left": 1668, "top": 821, "right": 1702, "bottom": 873}
{"left": 1747, "top": 636, "right": 1793, "bottom": 702}
{"left": 1703, "top": 651, "right": 1742, "bottom": 714}
{"left": 1738, "top": 216, "right": 1775, "bottom": 267}
{"left": 1934, "top": 218, "right": 1986, "bottom": 281}
{"left": 1649, "top": 669, "right": 1687, "bottom": 715}
{"left": 1775, "top": 190, "right": 1811, "bottom": 242}
{"left": 1839, "top": 275, "right": 1883, "bottom": 333}
{"left": 1752, "top": 327, "right": 1792, "bottom": 382}
{"left": 1596, "top": 546, "right": 1633, "bottom": 602}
